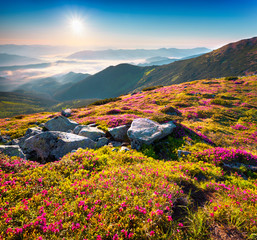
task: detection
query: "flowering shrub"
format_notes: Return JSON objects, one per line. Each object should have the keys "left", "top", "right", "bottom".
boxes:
{"left": 192, "top": 147, "right": 257, "bottom": 166}
{"left": 231, "top": 124, "right": 248, "bottom": 130}
{"left": 206, "top": 180, "right": 257, "bottom": 235}
{"left": 0, "top": 149, "right": 195, "bottom": 239}
{"left": 0, "top": 154, "right": 41, "bottom": 173}
{"left": 0, "top": 146, "right": 256, "bottom": 239}
{"left": 0, "top": 113, "right": 53, "bottom": 139}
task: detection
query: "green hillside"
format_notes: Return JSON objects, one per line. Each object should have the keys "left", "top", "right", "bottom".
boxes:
{"left": 54, "top": 37, "right": 257, "bottom": 101}
{"left": 135, "top": 37, "right": 257, "bottom": 90}
{"left": 54, "top": 64, "right": 149, "bottom": 101}
{"left": 0, "top": 92, "right": 57, "bottom": 118}
{"left": 0, "top": 92, "right": 98, "bottom": 118}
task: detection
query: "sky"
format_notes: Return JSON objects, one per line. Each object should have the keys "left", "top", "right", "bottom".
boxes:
{"left": 0, "top": 0, "right": 257, "bottom": 49}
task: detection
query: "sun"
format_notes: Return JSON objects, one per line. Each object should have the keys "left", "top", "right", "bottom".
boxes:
{"left": 69, "top": 17, "right": 84, "bottom": 34}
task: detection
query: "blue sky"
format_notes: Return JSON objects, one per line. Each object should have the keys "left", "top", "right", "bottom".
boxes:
{"left": 0, "top": 0, "right": 257, "bottom": 49}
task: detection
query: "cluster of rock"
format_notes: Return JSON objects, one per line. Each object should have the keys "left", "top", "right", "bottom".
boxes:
{"left": 0, "top": 115, "right": 177, "bottom": 163}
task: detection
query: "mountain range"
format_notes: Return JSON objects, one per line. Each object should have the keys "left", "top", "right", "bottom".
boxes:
{"left": 68, "top": 47, "right": 210, "bottom": 60}
{"left": 0, "top": 44, "right": 77, "bottom": 58}
{"left": 55, "top": 37, "right": 257, "bottom": 100}
{"left": 0, "top": 53, "right": 41, "bottom": 66}
{"left": 1, "top": 37, "right": 256, "bottom": 105}
{"left": 137, "top": 54, "right": 204, "bottom": 67}
{"left": 0, "top": 63, "right": 51, "bottom": 71}
{"left": 136, "top": 36, "right": 257, "bottom": 89}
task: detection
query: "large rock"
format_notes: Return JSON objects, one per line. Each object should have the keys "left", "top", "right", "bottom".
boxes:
{"left": 108, "top": 125, "right": 129, "bottom": 142}
{"left": 25, "top": 127, "right": 42, "bottom": 136}
{"left": 127, "top": 118, "right": 176, "bottom": 149}
{"left": 0, "top": 145, "right": 26, "bottom": 158}
{"left": 96, "top": 137, "right": 109, "bottom": 148}
{"left": 223, "top": 162, "right": 257, "bottom": 172}
{"left": 73, "top": 125, "right": 86, "bottom": 135}
{"left": 7, "top": 127, "right": 42, "bottom": 147}
{"left": 78, "top": 126, "right": 105, "bottom": 141}
{"left": 18, "top": 127, "right": 43, "bottom": 149}
{"left": 0, "top": 135, "right": 10, "bottom": 143}
{"left": 44, "top": 116, "right": 79, "bottom": 132}
{"left": 61, "top": 108, "right": 72, "bottom": 117}
{"left": 22, "top": 131, "right": 96, "bottom": 162}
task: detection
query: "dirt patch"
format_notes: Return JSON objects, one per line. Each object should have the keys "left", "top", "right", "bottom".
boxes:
{"left": 180, "top": 180, "right": 214, "bottom": 209}
{"left": 171, "top": 180, "right": 215, "bottom": 221}
{"left": 210, "top": 223, "right": 246, "bottom": 240}
{"left": 172, "top": 196, "right": 188, "bottom": 220}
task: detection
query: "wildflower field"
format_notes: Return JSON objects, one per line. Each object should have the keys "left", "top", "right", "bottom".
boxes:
{"left": 0, "top": 75, "right": 257, "bottom": 239}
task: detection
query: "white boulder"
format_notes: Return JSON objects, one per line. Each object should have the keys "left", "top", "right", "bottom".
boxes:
{"left": 127, "top": 118, "right": 176, "bottom": 149}
{"left": 44, "top": 116, "right": 79, "bottom": 132}
{"left": 78, "top": 126, "right": 105, "bottom": 141}
{"left": 22, "top": 131, "right": 96, "bottom": 162}
{"left": 0, "top": 145, "right": 26, "bottom": 158}
{"left": 108, "top": 125, "right": 129, "bottom": 142}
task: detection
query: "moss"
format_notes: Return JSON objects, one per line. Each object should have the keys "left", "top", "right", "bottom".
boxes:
{"left": 224, "top": 76, "right": 238, "bottom": 80}
{"left": 88, "top": 97, "right": 122, "bottom": 106}
{"left": 142, "top": 85, "right": 163, "bottom": 91}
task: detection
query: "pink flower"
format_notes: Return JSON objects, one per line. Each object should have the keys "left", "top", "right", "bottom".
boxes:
{"left": 6, "top": 228, "right": 13, "bottom": 234}
{"left": 121, "top": 229, "right": 128, "bottom": 237}
{"left": 128, "top": 232, "right": 134, "bottom": 238}
{"left": 15, "top": 228, "right": 23, "bottom": 234}
{"left": 113, "top": 234, "right": 119, "bottom": 240}
{"left": 167, "top": 216, "right": 173, "bottom": 221}
{"left": 210, "top": 213, "right": 214, "bottom": 217}
{"left": 178, "top": 223, "right": 184, "bottom": 227}
{"left": 156, "top": 209, "right": 163, "bottom": 215}
{"left": 150, "top": 231, "right": 155, "bottom": 236}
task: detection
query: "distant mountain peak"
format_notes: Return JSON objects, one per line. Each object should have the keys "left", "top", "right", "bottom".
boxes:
{"left": 67, "top": 47, "right": 211, "bottom": 60}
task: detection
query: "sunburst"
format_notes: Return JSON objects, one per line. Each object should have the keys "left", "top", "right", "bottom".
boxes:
{"left": 69, "top": 16, "right": 84, "bottom": 35}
